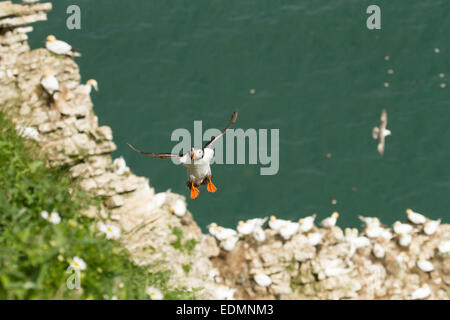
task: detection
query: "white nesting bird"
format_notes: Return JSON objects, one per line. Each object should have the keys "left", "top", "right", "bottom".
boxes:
{"left": 299, "top": 214, "right": 316, "bottom": 233}
{"left": 393, "top": 221, "right": 414, "bottom": 235}
{"left": 113, "top": 156, "right": 130, "bottom": 176}
{"left": 237, "top": 217, "right": 267, "bottom": 236}
{"left": 221, "top": 235, "right": 239, "bottom": 251}
{"left": 416, "top": 257, "right": 434, "bottom": 272}
{"left": 381, "top": 229, "right": 394, "bottom": 241}
{"left": 237, "top": 220, "right": 254, "bottom": 236}
{"left": 268, "top": 215, "right": 286, "bottom": 231}
{"left": 154, "top": 192, "right": 167, "bottom": 207}
{"left": 207, "top": 223, "right": 220, "bottom": 238}
{"left": 214, "top": 285, "right": 236, "bottom": 300}
{"left": 307, "top": 232, "right": 323, "bottom": 246}
{"left": 170, "top": 199, "right": 187, "bottom": 217}
{"left": 438, "top": 240, "right": 450, "bottom": 255}
{"left": 406, "top": 209, "right": 427, "bottom": 225}
{"left": 344, "top": 228, "right": 370, "bottom": 249}
{"left": 395, "top": 252, "right": 408, "bottom": 266}
{"left": 353, "top": 236, "right": 371, "bottom": 249}
{"left": 410, "top": 285, "right": 431, "bottom": 300}
{"left": 345, "top": 228, "right": 370, "bottom": 256}
{"left": 398, "top": 233, "right": 412, "bottom": 247}
{"left": 320, "top": 212, "right": 339, "bottom": 228}
{"left": 424, "top": 219, "right": 440, "bottom": 235}
{"left": 372, "top": 243, "right": 385, "bottom": 259}
{"left": 46, "top": 35, "right": 81, "bottom": 57}
{"left": 344, "top": 228, "right": 358, "bottom": 240}
{"left": 358, "top": 216, "right": 380, "bottom": 228}
{"left": 252, "top": 227, "right": 266, "bottom": 242}
{"left": 279, "top": 221, "right": 299, "bottom": 240}
{"left": 209, "top": 225, "right": 237, "bottom": 241}
{"left": 41, "top": 69, "right": 59, "bottom": 96}
{"left": 252, "top": 271, "right": 272, "bottom": 287}
{"left": 365, "top": 225, "right": 385, "bottom": 239}
{"left": 78, "top": 79, "right": 99, "bottom": 95}
{"left": 217, "top": 228, "right": 238, "bottom": 241}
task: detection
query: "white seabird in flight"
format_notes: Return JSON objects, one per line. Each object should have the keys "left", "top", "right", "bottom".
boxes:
{"left": 372, "top": 109, "right": 391, "bottom": 155}
{"left": 127, "top": 111, "right": 238, "bottom": 199}
{"left": 46, "top": 35, "right": 81, "bottom": 57}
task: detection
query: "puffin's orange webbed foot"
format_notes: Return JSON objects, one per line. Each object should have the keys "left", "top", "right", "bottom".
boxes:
{"left": 190, "top": 183, "right": 200, "bottom": 199}
{"left": 206, "top": 177, "right": 217, "bottom": 193}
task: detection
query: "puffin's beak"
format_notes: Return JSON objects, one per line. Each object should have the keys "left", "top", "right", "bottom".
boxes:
{"left": 191, "top": 154, "right": 195, "bottom": 161}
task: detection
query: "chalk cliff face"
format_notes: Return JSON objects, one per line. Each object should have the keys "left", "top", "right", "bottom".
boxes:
{"left": 1, "top": 1, "right": 449, "bottom": 300}
{"left": 0, "top": 0, "right": 223, "bottom": 300}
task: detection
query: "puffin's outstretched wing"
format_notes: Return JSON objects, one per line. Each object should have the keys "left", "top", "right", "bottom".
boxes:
{"left": 127, "top": 143, "right": 181, "bottom": 159}
{"left": 203, "top": 111, "right": 238, "bottom": 149}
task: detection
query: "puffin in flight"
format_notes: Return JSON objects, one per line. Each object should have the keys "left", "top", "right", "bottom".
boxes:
{"left": 127, "top": 111, "right": 238, "bottom": 199}
{"left": 372, "top": 109, "right": 391, "bottom": 155}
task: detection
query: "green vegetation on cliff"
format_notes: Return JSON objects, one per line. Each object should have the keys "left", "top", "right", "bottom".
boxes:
{"left": 0, "top": 112, "right": 194, "bottom": 300}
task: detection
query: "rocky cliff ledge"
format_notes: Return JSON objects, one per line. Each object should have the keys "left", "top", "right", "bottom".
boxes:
{"left": 1, "top": 1, "right": 449, "bottom": 300}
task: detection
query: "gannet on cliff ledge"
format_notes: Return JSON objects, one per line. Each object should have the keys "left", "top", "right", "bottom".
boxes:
{"left": 320, "top": 212, "right": 339, "bottom": 228}
{"left": 40, "top": 69, "right": 59, "bottom": 99}
{"left": 127, "top": 111, "right": 238, "bottom": 199}
{"left": 46, "top": 35, "right": 81, "bottom": 57}
{"left": 78, "top": 79, "right": 98, "bottom": 95}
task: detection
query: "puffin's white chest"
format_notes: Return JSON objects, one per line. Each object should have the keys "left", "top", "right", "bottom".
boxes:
{"left": 181, "top": 148, "right": 214, "bottom": 184}
{"left": 185, "top": 162, "right": 212, "bottom": 183}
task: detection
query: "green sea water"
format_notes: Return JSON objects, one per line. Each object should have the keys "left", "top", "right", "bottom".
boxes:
{"left": 27, "top": 0, "right": 450, "bottom": 230}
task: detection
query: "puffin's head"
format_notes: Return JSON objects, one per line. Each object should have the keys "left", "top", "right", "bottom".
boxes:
{"left": 87, "top": 79, "right": 98, "bottom": 91}
{"left": 190, "top": 148, "right": 204, "bottom": 161}
{"left": 46, "top": 35, "right": 56, "bottom": 42}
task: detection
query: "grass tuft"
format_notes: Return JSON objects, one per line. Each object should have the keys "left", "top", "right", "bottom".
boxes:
{"left": 0, "top": 112, "right": 195, "bottom": 300}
